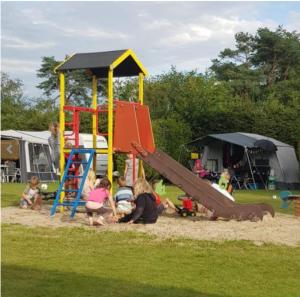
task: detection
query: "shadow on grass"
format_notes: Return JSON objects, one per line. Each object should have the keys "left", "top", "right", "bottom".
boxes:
{"left": 2, "top": 264, "right": 230, "bottom": 297}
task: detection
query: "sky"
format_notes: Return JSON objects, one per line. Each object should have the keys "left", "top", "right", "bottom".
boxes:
{"left": 1, "top": 1, "right": 300, "bottom": 98}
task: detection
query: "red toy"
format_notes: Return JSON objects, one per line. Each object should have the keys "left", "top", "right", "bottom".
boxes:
{"left": 176, "top": 195, "right": 196, "bottom": 217}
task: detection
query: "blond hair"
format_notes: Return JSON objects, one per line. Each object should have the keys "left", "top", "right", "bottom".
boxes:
{"left": 133, "top": 178, "right": 153, "bottom": 197}
{"left": 29, "top": 176, "right": 39, "bottom": 187}
{"left": 87, "top": 169, "right": 96, "bottom": 184}
{"left": 222, "top": 169, "right": 230, "bottom": 180}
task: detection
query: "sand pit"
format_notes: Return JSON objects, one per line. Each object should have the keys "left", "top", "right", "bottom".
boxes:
{"left": 2, "top": 206, "right": 300, "bottom": 247}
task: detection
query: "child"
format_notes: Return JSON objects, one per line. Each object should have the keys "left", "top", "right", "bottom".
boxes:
{"left": 48, "top": 122, "right": 60, "bottom": 174}
{"left": 85, "top": 177, "right": 117, "bottom": 226}
{"left": 119, "top": 178, "right": 158, "bottom": 224}
{"left": 64, "top": 141, "right": 77, "bottom": 192}
{"left": 151, "top": 180, "right": 176, "bottom": 215}
{"left": 124, "top": 154, "right": 145, "bottom": 187}
{"left": 218, "top": 169, "right": 232, "bottom": 193}
{"left": 20, "top": 176, "right": 42, "bottom": 210}
{"left": 81, "top": 169, "right": 96, "bottom": 200}
{"left": 114, "top": 176, "right": 134, "bottom": 215}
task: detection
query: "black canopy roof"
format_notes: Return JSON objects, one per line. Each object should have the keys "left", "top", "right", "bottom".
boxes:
{"left": 186, "top": 132, "right": 291, "bottom": 148}
{"left": 55, "top": 49, "right": 147, "bottom": 78}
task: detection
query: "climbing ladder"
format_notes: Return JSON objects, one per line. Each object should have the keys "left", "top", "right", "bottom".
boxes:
{"left": 50, "top": 148, "right": 95, "bottom": 218}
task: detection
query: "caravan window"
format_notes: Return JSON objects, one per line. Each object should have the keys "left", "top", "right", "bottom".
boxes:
{"left": 206, "top": 159, "right": 218, "bottom": 172}
{"left": 28, "top": 143, "right": 52, "bottom": 173}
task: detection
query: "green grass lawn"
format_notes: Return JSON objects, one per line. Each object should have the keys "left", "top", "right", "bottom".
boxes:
{"left": 2, "top": 182, "right": 300, "bottom": 297}
{"left": 2, "top": 224, "right": 300, "bottom": 297}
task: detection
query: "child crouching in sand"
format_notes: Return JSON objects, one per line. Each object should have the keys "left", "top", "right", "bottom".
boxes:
{"left": 20, "top": 176, "right": 42, "bottom": 210}
{"left": 85, "top": 177, "right": 117, "bottom": 226}
{"left": 114, "top": 176, "right": 134, "bottom": 216}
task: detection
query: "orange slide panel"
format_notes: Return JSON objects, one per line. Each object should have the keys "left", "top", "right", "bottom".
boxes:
{"left": 135, "top": 104, "right": 155, "bottom": 153}
{"left": 113, "top": 101, "right": 155, "bottom": 153}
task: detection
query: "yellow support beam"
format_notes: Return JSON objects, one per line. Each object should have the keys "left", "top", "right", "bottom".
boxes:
{"left": 59, "top": 72, "right": 65, "bottom": 209}
{"left": 107, "top": 69, "right": 114, "bottom": 192}
{"left": 138, "top": 72, "right": 144, "bottom": 177}
{"left": 92, "top": 76, "right": 98, "bottom": 171}
{"left": 96, "top": 148, "right": 109, "bottom": 154}
{"left": 54, "top": 53, "right": 76, "bottom": 73}
{"left": 110, "top": 49, "right": 148, "bottom": 76}
{"left": 138, "top": 73, "right": 144, "bottom": 104}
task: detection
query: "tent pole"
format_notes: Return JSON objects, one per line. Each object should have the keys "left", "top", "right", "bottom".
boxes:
{"left": 245, "top": 147, "right": 256, "bottom": 189}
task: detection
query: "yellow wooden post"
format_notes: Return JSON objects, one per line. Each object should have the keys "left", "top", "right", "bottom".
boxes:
{"left": 92, "top": 75, "right": 97, "bottom": 171}
{"left": 138, "top": 72, "right": 144, "bottom": 104}
{"left": 59, "top": 72, "right": 65, "bottom": 208}
{"left": 107, "top": 69, "right": 114, "bottom": 192}
{"left": 138, "top": 72, "right": 144, "bottom": 177}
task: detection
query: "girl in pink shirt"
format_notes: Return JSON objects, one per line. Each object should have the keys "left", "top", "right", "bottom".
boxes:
{"left": 85, "top": 178, "right": 117, "bottom": 226}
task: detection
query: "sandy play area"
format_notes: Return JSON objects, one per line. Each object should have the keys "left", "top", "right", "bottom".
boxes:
{"left": 2, "top": 206, "right": 300, "bottom": 247}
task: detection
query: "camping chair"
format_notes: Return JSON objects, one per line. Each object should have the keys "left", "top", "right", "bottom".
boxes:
{"left": 231, "top": 175, "right": 242, "bottom": 189}
{"left": 279, "top": 191, "right": 292, "bottom": 209}
{"left": 6, "top": 161, "right": 16, "bottom": 182}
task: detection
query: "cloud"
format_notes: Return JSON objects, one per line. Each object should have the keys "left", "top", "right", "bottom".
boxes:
{"left": 158, "top": 15, "right": 277, "bottom": 47}
{"left": 144, "top": 19, "right": 171, "bottom": 30}
{"left": 32, "top": 19, "right": 129, "bottom": 40}
{"left": 165, "top": 26, "right": 212, "bottom": 45}
{"left": 2, "top": 1, "right": 299, "bottom": 99}
{"left": 2, "top": 35, "right": 56, "bottom": 49}
{"left": 2, "top": 58, "right": 39, "bottom": 73}
{"left": 60, "top": 27, "right": 129, "bottom": 39}
{"left": 20, "top": 6, "right": 129, "bottom": 40}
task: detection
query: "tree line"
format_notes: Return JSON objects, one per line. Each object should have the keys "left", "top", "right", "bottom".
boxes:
{"left": 2, "top": 26, "right": 300, "bottom": 163}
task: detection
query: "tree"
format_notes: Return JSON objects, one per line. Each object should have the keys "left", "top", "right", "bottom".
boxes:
{"left": 1, "top": 72, "right": 27, "bottom": 129}
{"left": 36, "top": 56, "right": 95, "bottom": 106}
{"left": 252, "top": 27, "right": 300, "bottom": 85}
{"left": 210, "top": 26, "right": 300, "bottom": 103}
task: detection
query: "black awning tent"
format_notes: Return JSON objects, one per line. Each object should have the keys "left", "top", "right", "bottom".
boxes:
{"left": 186, "top": 132, "right": 300, "bottom": 190}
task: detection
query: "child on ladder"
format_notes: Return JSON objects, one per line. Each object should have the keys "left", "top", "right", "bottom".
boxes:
{"left": 85, "top": 177, "right": 117, "bottom": 226}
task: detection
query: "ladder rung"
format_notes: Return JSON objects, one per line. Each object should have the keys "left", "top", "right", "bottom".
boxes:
{"left": 65, "top": 122, "right": 74, "bottom": 126}
{"left": 66, "top": 175, "right": 83, "bottom": 178}
{"left": 63, "top": 189, "right": 79, "bottom": 192}
{"left": 72, "top": 161, "right": 88, "bottom": 164}
{"left": 57, "top": 202, "right": 74, "bottom": 206}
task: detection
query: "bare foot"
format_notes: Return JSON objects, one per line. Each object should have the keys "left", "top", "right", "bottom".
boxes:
{"left": 96, "top": 216, "right": 106, "bottom": 226}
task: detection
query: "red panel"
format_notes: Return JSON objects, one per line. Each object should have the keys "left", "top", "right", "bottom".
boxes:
{"left": 113, "top": 101, "right": 155, "bottom": 154}
{"left": 135, "top": 104, "right": 155, "bottom": 153}
{"left": 113, "top": 101, "right": 141, "bottom": 153}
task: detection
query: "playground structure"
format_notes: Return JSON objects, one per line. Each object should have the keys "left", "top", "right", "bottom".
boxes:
{"left": 51, "top": 49, "right": 274, "bottom": 221}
